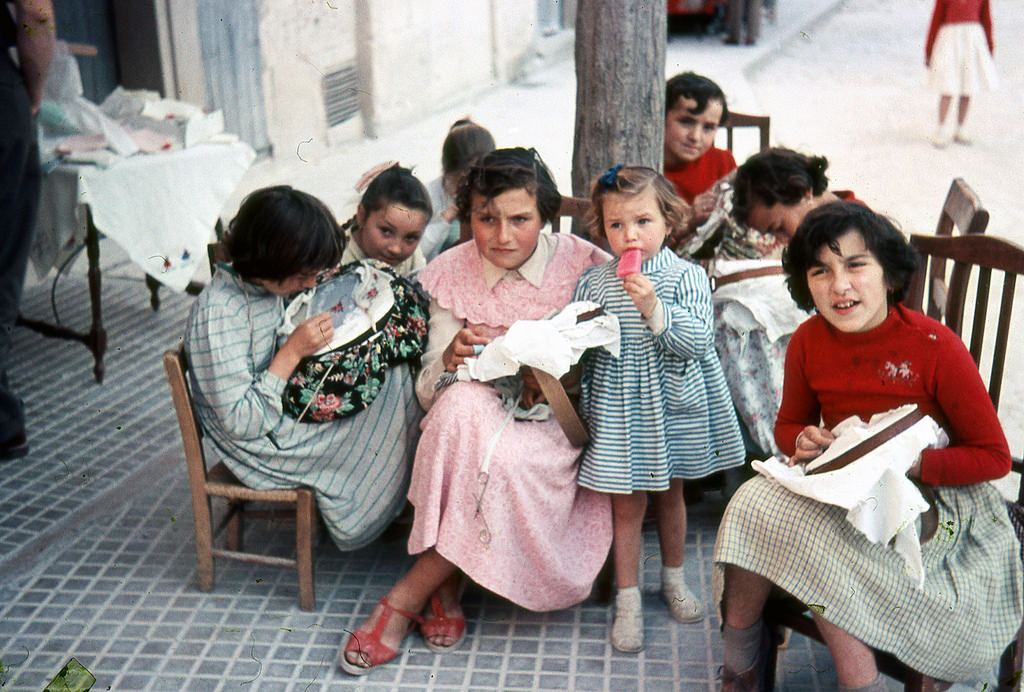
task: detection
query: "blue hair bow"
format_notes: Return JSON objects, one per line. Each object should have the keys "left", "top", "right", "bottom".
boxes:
{"left": 598, "top": 164, "right": 624, "bottom": 190}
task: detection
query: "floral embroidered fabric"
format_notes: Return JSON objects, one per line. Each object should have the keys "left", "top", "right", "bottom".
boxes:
{"left": 281, "top": 261, "right": 428, "bottom": 422}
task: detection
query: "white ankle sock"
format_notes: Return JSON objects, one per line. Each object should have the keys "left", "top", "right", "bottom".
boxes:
{"left": 839, "top": 673, "right": 888, "bottom": 692}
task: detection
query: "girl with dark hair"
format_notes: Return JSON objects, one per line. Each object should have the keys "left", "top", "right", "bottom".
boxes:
{"left": 663, "top": 72, "right": 734, "bottom": 222}
{"left": 732, "top": 147, "right": 861, "bottom": 243}
{"left": 339, "top": 147, "right": 613, "bottom": 675}
{"left": 340, "top": 164, "right": 432, "bottom": 275}
{"left": 714, "top": 202, "right": 1021, "bottom": 691}
{"left": 185, "top": 186, "right": 423, "bottom": 551}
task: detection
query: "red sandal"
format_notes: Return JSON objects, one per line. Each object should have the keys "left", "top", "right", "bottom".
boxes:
{"left": 338, "top": 597, "right": 422, "bottom": 676}
{"left": 420, "top": 594, "right": 467, "bottom": 653}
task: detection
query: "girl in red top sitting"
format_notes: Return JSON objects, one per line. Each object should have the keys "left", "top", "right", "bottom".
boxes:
{"left": 714, "top": 202, "right": 1021, "bottom": 691}
{"left": 663, "top": 72, "right": 735, "bottom": 226}
{"left": 925, "top": 0, "right": 997, "bottom": 147}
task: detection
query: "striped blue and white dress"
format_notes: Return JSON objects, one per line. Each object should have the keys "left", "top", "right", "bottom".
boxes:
{"left": 573, "top": 248, "right": 745, "bottom": 493}
{"left": 184, "top": 266, "right": 421, "bottom": 550}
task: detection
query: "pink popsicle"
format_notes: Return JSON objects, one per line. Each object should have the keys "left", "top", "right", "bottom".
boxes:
{"left": 616, "top": 248, "right": 642, "bottom": 278}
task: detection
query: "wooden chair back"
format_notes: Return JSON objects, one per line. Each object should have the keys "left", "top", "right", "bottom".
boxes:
{"left": 906, "top": 233, "right": 1024, "bottom": 411}
{"left": 207, "top": 241, "right": 230, "bottom": 274}
{"left": 551, "top": 195, "right": 592, "bottom": 235}
{"left": 766, "top": 231, "right": 1024, "bottom": 691}
{"left": 910, "top": 178, "right": 990, "bottom": 322}
{"left": 162, "top": 346, "right": 317, "bottom": 611}
{"left": 723, "top": 112, "right": 770, "bottom": 154}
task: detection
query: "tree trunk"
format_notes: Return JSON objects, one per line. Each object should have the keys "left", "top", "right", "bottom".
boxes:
{"left": 571, "top": 0, "right": 666, "bottom": 227}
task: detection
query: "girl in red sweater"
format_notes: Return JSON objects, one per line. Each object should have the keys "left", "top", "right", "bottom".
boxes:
{"left": 926, "top": 0, "right": 998, "bottom": 147}
{"left": 715, "top": 202, "right": 1021, "bottom": 691}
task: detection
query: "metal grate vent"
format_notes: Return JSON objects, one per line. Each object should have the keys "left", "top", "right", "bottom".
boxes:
{"left": 323, "top": 65, "right": 360, "bottom": 127}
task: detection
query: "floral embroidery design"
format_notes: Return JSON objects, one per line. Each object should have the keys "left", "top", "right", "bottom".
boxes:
{"left": 282, "top": 262, "right": 429, "bottom": 423}
{"left": 880, "top": 359, "right": 919, "bottom": 386}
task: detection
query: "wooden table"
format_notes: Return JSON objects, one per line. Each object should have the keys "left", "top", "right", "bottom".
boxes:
{"left": 20, "top": 141, "right": 254, "bottom": 381}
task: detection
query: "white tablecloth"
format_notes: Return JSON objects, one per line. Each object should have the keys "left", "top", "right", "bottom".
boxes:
{"left": 31, "top": 141, "right": 255, "bottom": 292}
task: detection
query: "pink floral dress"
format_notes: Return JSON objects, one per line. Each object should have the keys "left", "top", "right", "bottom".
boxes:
{"left": 409, "top": 234, "right": 614, "bottom": 611}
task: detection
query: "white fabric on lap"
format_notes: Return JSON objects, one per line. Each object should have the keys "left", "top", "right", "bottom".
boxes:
{"left": 714, "top": 476, "right": 1023, "bottom": 681}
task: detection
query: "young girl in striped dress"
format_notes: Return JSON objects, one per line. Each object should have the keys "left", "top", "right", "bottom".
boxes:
{"left": 573, "top": 165, "right": 745, "bottom": 652}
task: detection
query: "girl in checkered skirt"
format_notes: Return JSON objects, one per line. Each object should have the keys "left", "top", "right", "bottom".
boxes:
{"left": 714, "top": 202, "right": 1022, "bottom": 690}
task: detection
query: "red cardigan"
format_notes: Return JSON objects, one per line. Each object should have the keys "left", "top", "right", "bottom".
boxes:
{"left": 926, "top": 0, "right": 993, "bottom": 64}
{"left": 664, "top": 147, "right": 736, "bottom": 204}
{"left": 775, "top": 305, "right": 1010, "bottom": 486}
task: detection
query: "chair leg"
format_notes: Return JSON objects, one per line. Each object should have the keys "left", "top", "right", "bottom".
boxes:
{"left": 296, "top": 490, "right": 316, "bottom": 612}
{"left": 998, "top": 636, "right": 1022, "bottom": 692}
{"left": 763, "top": 623, "right": 780, "bottom": 691}
{"left": 192, "top": 495, "right": 215, "bottom": 592}
{"left": 226, "top": 500, "right": 244, "bottom": 551}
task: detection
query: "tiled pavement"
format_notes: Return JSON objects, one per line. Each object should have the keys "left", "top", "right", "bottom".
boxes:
{"left": 1, "top": 249, "right": 843, "bottom": 690}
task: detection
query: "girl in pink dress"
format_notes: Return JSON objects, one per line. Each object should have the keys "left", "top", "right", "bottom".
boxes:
{"left": 338, "top": 147, "right": 613, "bottom": 676}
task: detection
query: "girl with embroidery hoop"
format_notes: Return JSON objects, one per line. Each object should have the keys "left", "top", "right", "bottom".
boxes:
{"left": 714, "top": 202, "right": 1021, "bottom": 690}
{"left": 185, "top": 186, "right": 423, "bottom": 552}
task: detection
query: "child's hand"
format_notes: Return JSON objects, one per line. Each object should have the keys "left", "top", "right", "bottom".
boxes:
{"left": 622, "top": 273, "right": 659, "bottom": 319}
{"left": 520, "top": 368, "right": 547, "bottom": 408}
{"left": 268, "top": 312, "right": 333, "bottom": 380}
{"left": 787, "top": 425, "right": 835, "bottom": 466}
{"left": 285, "top": 312, "right": 335, "bottom": 358}
{"left": 442, "top": 326, "right": 491, "bottom": 372}
{"left": 692, "top": 190, "right": 716, "bottom": 224}
{"left": 441, "top": 204, "right": 458, "bottom": 223}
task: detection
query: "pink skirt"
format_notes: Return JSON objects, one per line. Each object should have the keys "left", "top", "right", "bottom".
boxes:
{"left": 407, "top": 381, "right": 613, "bottom": 611}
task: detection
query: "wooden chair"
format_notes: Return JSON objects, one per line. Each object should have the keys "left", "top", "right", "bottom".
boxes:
{"left": 723, "top": 112, "right": 770, "bottom": 154}
{"left": 551, "top": 195, "right": 592, "bottom": 234}
{"left": 764, "top": 231, "right": 1024, "bottom": 691}
{"left": 163, "top": 348, "right": 317, "bottom": 611}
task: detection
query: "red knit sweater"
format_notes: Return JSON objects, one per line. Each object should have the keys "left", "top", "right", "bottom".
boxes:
{"left": 664, "top": 147, "right": 737, "bottom": 204}
{"left": 775, "top": 305, "right": 1010, "bottom": 486}
{"left": 926, "top": 0, "right": 993, "bottom": 64}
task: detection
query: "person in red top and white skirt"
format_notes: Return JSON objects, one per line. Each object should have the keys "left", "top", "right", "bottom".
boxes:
{"left": 926, "top": 0, "right": 998, "bottom": 147}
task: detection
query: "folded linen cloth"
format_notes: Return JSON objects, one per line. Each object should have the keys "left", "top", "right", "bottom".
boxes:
{"left": 752, "top": 404, "right": 949, "bottom": 587}
{"left": 463, "top": 300, "right": 620, "bottom": 382}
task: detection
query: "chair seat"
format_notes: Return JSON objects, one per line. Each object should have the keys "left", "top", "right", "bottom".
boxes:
{"left": 205, "top": 461, "right": 303, "bottom": 502}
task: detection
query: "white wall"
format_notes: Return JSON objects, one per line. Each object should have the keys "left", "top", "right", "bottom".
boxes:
{"left": 257, "top": 0, "right": 359, "bottom": 158}
{"left": 254, "top": 0, "right": 540, "bottom": 153}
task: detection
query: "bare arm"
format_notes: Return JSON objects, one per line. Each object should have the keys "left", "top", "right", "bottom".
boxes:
{"left": 14, "top": 0, "right": 56, "bottom": 111}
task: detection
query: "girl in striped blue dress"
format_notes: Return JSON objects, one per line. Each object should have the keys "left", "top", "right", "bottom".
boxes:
{"left": 573, "top": 165, "right": 745, "bottom": 652}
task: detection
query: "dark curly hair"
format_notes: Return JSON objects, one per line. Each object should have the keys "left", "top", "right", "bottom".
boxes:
{"left": 455, "top": 147, "right": 561, "bottom": 226}
{"left": 782, "top": 201, "right": 919, "bottom": 312}
{"left": 665, "top": 71, "right": 729, "bottom": 124}
{"left": 733, "top": 148, "right": 830, "bottom": 225}
{"left": 225, "top": 186, "right": 342, "bottom": 282}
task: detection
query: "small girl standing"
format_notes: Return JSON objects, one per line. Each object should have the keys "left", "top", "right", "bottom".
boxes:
{"left": 573, "top": 166, "right": 745, "bottom": 652}
{"left": 925, "top": 0, "right": 998, "bottom": 148}
{"left": 341, "top": 164, "right": 432, "bottom": 275}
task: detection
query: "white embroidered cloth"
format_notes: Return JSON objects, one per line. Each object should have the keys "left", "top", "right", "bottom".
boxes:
{"left": 752, "top": 404, "right": 949, "bottom": 587}
{"left": 462, "top": 301, "right": 620, "bottom": 381}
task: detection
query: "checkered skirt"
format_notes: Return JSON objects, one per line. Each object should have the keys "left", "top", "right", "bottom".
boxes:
{"left": 714, "top": 476, "right": 1023, "bottom": 681}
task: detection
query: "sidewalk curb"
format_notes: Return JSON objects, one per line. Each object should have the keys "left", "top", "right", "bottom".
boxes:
{"left": 743, "top": 0, "right": 849, "bottom": 80}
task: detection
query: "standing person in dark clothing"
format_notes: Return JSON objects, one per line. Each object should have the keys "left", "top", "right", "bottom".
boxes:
{"left": 0, "top": 0, "right": 56, "bottom": 460}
